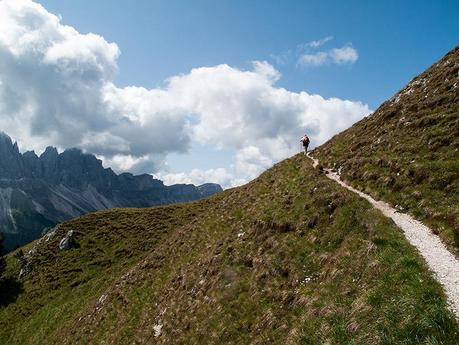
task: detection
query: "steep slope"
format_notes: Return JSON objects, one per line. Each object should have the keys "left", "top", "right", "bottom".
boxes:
{"left": 0, "top": 133, "right": 222, "bottom": 251}
{"left": 315, "top": 46, "right": 459, "bottom": 254}
{"left": 1, "top": 154, "right": 457, "bottom": 344}
{"left": 308, "top": 153, "right": 459, "bottom": 316}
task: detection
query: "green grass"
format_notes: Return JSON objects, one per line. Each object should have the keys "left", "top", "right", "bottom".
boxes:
{"left": 316, "top": 46, "right": 459, "bottom": 255}
{"left": 0, "top": 153, "right": 457, "bottom": 344}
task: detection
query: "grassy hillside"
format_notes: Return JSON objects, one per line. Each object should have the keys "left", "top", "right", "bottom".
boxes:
{"left": 315, "top": 46, "right": 459, "bottom": 255}
{"left": 1, "top": 154, "right": 457, "bottom": 344}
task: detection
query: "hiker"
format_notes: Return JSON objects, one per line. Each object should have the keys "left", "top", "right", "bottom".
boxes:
{"left": 300, "top": 134, "right": 310, "bottom": 155}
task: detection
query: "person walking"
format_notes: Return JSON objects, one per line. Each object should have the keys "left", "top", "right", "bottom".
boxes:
{"left": 300, "top": 134, "right": 310, "bottom": 155}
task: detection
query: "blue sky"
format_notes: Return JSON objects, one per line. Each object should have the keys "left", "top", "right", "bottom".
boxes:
{"left": 39, "top": 0, "right": 459, "bottom": 107}
{"left": 1, "top": 0, "right": 458, "bottom": 187}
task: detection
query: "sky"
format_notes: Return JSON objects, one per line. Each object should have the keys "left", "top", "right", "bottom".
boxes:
{"left": 0, "top": 0, "right": 458, "bottom": 188}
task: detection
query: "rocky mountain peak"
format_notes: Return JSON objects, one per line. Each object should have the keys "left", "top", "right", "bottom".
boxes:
{"left": 40, "top": 146, "right": 59, "bottom": 160}
{"left": 0, "top": 131, "right": 12, "bottom": 141}
{"left": 23, "top": 150, "right": 39, "bottom": 159}
{"left": 0, "top": 132, "right": 223, "bottom": 250}
{"left": 0, "top": 132, "right": 17, "bottom": 152}
{"left": 0, "top": 132, "right": 23, "bottom": 178}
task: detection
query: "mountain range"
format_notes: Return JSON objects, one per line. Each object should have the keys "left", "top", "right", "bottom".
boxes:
{"left": 0, "top": 133, "right": 222, "bottom": 251}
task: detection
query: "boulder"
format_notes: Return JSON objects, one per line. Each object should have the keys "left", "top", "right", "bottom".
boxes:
{"left": 59, "top": 230, "right": 74, "bottom": 250}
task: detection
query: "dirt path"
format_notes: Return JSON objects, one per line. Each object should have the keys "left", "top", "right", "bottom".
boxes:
{"left": 306, "top": 153, "right": 459, "bottom": 319}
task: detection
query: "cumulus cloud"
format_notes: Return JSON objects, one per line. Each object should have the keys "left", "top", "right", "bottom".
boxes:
{"left": 0, "top": 0, "right": 189, "bottom": 173}
{"left": 235, "top": 146, "right": 273, "bottom": 180}
{"left": 157, "top": 168, "right": 237, "bottom": 189}
{"left": 297, "top": 45, "right": 359, "bottom": 67}
{"left": 0, "top": 0, "right": 370, "bottom": 186}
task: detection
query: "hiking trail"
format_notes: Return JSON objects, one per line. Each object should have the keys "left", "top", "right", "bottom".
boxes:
{"left": 306, "top": 152, "right": 459, "bottom": 319}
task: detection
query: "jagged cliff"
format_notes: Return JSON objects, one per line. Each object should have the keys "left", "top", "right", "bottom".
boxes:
{"left": 0, "top": 133, "right": 222, "bottom": 250}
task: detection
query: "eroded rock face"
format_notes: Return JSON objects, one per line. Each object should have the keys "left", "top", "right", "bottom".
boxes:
{"left": 0, "top": 133, "right": 223, "bottom": 251}
{"left": 16, "top": 226, "right": 59, "bottom": 279}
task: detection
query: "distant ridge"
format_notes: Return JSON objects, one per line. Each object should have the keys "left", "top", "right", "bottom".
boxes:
{"left": 0, "top": 133, "right": 222, "bottom": 251}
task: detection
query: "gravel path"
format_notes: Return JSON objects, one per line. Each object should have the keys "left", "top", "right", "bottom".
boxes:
{"left": 307, "top": 153, "right": 459, "bottom": 319}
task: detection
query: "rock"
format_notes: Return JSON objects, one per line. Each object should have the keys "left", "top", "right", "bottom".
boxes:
{"left": 153, "top": 321, "right": 163, "bottom": 337}
{"left": 43, "top": 226, "right": 58, "bottom": 243}
{"left": 18, "top": 250, "right": 33, "bottom": 279}
{"left": 59, "top": 230, "right": 74, "bottom": 250}
{"left": 394, "top": 204, "right": 405, "bottom": 212}
{"left": 18, "top": 263, "right": 32, "bottom": 279}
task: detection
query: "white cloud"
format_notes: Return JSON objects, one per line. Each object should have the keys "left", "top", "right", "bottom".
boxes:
{"left": 303, "top": 36, "right": 334, "bottom": 48}
{"left": 157, "top": 168, "right": 237, "bottom": 189}
{"left": 0, "top": 0, "right": 189, "bottom": 173}
{"left": 0, "top": 0, "right": 370, "bottom": 187}
{"left": 101, "top": 154, "right": 163, "bottom": 173}
{"left": 297, "top": 45, "right": 359, "bottom": 67}
{"left": 297, "top": 52, "right": 329, "bottom": 67}
{"left": 269, "top": 50, "right": 291, "bottom": 65}
{"left": 270, "top": 36, "right": 333, "bottom": 66}
{"left": 235, "top": 146, "right": 273, "bottom": 180}
{"left": 330, "top": 46, "right": 359, "bottom": 64}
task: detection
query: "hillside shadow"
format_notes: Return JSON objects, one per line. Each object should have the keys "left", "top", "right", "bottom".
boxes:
{"left": 0, "top": 277, "right": 24, "bottom": 307}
